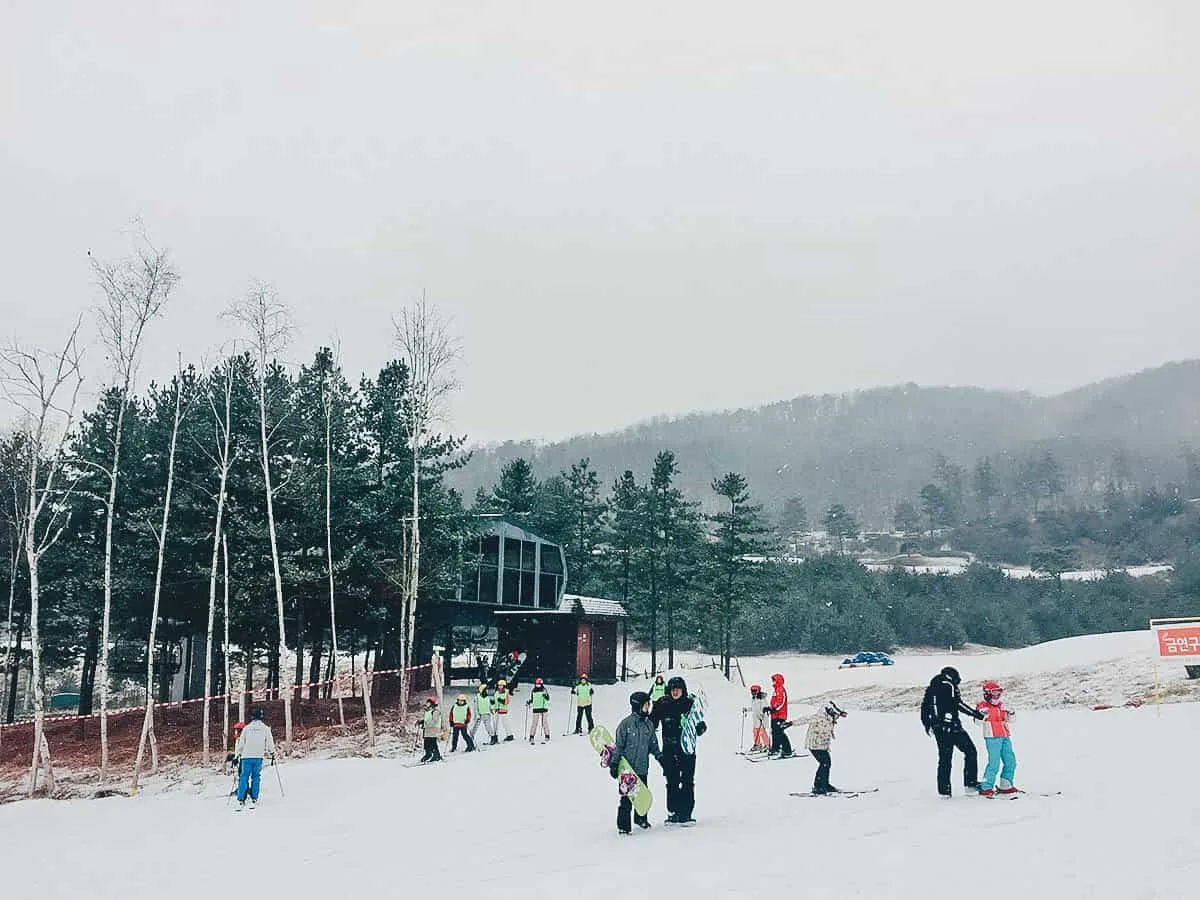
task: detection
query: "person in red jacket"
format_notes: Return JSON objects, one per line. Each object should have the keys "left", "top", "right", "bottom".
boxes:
{"left": 768, "top": 673, "right": 795, "bottom": 758}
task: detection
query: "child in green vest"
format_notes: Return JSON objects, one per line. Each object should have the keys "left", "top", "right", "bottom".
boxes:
{"left": 527, "top": 677, "right": 551, "bottom": 743}
{"left": 650, "top": 674, "right": 666, "bottom": 703}
{"left": 572, "top": 674, "right": 595, "bottom": 734}
{"left": 449, "top": 693, "right": 476, "bottom": 752}
{"left": 471, "top": 682, "right": 497, "bottom": 745}
{"left": 493, "top": 679, "right": 514, "bottom": 742}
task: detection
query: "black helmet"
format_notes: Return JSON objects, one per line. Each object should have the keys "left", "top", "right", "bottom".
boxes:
{"left": 251, "top": 708, "right": 265, "bottom": 721}
{"left": 666, "top": 676, "right": 687, "bottom": 695}
{"left": 825, "top": 701, "right": 847, "bottom": 720}
{"left": 629, "top": 690, "right": 651, "bottom": 711}
{"left": 940, "top": 666, "right": 961, "bottom": 685}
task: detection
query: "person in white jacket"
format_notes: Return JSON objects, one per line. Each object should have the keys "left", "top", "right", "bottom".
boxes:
{"left": 235, "top": 708, "right": 277, "bottom": 808}
{"left": 804, "top": 701, "right": 847, "bottom": 794}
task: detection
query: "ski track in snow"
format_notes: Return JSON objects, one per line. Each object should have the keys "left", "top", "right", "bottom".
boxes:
{"left": 3, "top": 634, "right": 1200, "bottom": 899}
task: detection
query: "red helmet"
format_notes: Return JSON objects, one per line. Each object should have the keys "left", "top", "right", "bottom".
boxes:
{"left": 534, "top": 677, "right": 544, "bottom": 686}
{"left": 233, "top": 721, "right": 245, "bottom": 732}
{"left": 983, "top": 681, "right": 1002, "bottom": 701}
{"left": 426, "top": 696, "right": 438, "bottom": 706}
{"left": 750, "top": 684, "right": 762, "bottom": 693}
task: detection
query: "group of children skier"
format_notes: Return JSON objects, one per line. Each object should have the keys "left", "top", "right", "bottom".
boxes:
{"left": 414, "top": 674, "right": 598, "bottom": 763}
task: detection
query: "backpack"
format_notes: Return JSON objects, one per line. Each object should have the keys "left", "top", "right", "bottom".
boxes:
{"left": 920, "top": 681, "right": 939, "bottom": 731}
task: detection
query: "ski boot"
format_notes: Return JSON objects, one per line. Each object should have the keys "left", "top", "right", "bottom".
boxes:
{"left": 490, "top": 735, "right": 498, "bottom": 745}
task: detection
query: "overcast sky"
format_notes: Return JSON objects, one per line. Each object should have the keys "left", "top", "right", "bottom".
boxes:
{"left": 2, "top": 1, "right": 1197, "bottom": 443}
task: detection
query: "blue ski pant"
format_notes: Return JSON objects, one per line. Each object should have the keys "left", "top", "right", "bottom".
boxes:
{"left": 238, "top": 757, "right": 264, "bottom": 802}
{"left": 981, "top": 737, "right": 1016, "bottom": 791}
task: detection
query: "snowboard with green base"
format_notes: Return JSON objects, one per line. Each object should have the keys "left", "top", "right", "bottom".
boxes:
{"left": 589, "top": 724, "right": 653, "bottom": 817}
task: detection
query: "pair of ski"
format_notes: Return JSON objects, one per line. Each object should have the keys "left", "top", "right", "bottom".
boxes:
{"left": 742, "top": 751, "right": 809, "bottom": 763}
{"left": 790, "top": 788, "right": 878, "bottom": 798}
{"left": 971, "top": 789, "right": 1061, "bottom": 798}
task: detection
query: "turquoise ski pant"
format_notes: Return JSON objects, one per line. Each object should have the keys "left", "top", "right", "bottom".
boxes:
{"left": 981, "top": 737, "right": 1016, "bottom": 790}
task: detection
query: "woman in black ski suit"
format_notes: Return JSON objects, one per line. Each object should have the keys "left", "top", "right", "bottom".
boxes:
{"left": 651, "top": 676, "right": 707, "bottom": 824}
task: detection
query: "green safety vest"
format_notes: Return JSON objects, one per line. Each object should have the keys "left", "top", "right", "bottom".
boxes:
{"left": 450, "top": 703, "right": 470, "bottom": 725}
{"left": 531, "top": 689, "right": 550, "bottom": 712}
{"left": 494, "top": 689, "right": 510, "bottom": 712}
{"left": 650, "top": 681, "right": 666, "bottom": 702}
{"left": 575, "top": 682, "right": 594, "bottom": 704}
{"left": 476, "top": 692, "right": 493, "bottom": 715}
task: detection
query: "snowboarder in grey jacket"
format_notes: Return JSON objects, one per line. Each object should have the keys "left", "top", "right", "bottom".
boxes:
{"left": 611, "top": 691, "right": 662, "bottom": 833}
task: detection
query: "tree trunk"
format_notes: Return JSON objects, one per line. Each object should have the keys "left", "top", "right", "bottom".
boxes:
{"left": 2, "top": 544, "right": 17, "bottom": 739}
{"left": 241, "top": 640, "right": 251, "bottom": 724}
{"left": 26, "top": 493, "right": 54, "bottom": 796}
{"left": 6, "top": 608, "right": 23, "bottom": 723}
{"left": 294, "top": 598, "right": 306, "bottom": 705}
{"left": 132, "top": 374, "right": 184, "bottom": 793}
{"left": 257, "top": 373, "right": 292, "bottom": 746}
{"left": 325, "top": 397, "right": 344, "bottom": 724}
{"left": 98, "top": 399, "right": 129, "bottom": 785}
{"left": 78, "top": 618, "right": 99, "bottom": 716}
{"left": 222, "top": 534, "right": 231, "bottom": 753}
{"left": 308, "top": 630, "right": 323, "bottom": 701}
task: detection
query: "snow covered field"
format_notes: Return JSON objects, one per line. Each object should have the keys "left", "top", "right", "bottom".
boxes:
{"left": 3, "top": 634, "right": 1200, "bottom": 899}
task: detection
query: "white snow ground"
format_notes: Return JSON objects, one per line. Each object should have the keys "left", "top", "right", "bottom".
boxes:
{"left": 3, "top": 634, "right": 1200, "bottom": 900}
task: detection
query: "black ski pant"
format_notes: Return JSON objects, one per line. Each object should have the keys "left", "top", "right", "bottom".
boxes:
{"left": 450, "top": 725, "right": 474, "bottom": 752}
{"left": 421, "top": 737, "right": 442, "bottom": 762}
{"left": 575, "top": 704, "right": 594, "bottom": 734}
{"left": 662, "top": 748, "right": 697, "bottom": 818}
{"left": 617, "top": 796, "right": 648, "bottom": 832}
{"left": 935, "top": 726, "right": 978, "bottom": 794}
{"left": 811, "top": 749, "right": 832, "bottom": 792}
{"left": 770, "top": 719, "right": 792, "bottom": 756}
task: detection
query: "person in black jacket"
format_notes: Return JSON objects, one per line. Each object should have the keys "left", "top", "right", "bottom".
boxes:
{"left": 921, "top": 666, "right": 986, "bottom": 796}
{"left": 650, "top": 675, "right": 707, "bottom": 824}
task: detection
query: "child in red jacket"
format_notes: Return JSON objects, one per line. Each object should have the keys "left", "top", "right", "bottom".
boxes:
{"left": 975, "top": 680, "right": 1017, "bottom": 796}
{"left": 769, "top": 673, "right": 794, "bottom": 758}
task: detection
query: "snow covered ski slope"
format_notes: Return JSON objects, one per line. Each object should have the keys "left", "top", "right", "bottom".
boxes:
{"left": 3, "top": 634, "right": 1200, "bottom": 900}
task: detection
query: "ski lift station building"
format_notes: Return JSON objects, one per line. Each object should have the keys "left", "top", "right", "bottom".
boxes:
{"left": 421, "top": 517, "right": 629, "bottom": 684}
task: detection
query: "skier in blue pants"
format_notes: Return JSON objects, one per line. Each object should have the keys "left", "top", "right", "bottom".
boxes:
{"left": 235, "top": 708, "right": 277, "bottom": 809}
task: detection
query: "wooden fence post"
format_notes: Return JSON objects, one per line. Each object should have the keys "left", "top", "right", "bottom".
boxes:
{"left": 360, "top": 672, "right": 376, "bottom": 756}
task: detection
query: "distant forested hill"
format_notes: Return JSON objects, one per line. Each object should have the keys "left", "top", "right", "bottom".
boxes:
{"left": 451, "top": 360, "right": 1200, "bottom": 525}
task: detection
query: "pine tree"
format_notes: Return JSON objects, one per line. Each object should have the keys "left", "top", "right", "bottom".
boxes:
{"left": 562, "top": 459, "right": 605, "bottom": 592}
{"left": 709, "top": 472, "right": 771, "bottom": 677}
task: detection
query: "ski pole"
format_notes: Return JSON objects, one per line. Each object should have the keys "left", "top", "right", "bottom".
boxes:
{"left": 563, "top": 698, "right": 575, "bottom": 736}
{"left": 273, "top": 758, "right": 285, "bottom": 799}
{"left": 739, "top": 708, "right": 746, "bottom": 753}
{"left": 524, "top": 700, "right": 529, "bottom": 738}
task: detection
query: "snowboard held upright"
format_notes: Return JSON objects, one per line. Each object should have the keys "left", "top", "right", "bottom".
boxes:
{"left": 589, "top": 724, "right": 653, "bottom": 817}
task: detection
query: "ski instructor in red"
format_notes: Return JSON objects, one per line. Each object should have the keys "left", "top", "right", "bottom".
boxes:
{"left": 769, "top": 673, "right": 794, "bottom": 758}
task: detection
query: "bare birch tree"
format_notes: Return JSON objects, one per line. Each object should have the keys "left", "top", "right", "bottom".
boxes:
{"left": 1, "top": 434, "right": 30, "bottom": 751}
{"left": 227, "top": 285, "right": 294, "bottom": 747}
{"left": 92, "top": 236, "right": 177, "bottom": 782}
{"left": 200, "top": 355, "right": 237, "bottom": 763}
{"left": 130, "top": 364, "right": 191, "bottom": 794}
{"left": 0, "top": 323, "right": 85, "bottom": 797}
{"left": 321, "top": 348, "right": 345, "bottom": 726}
{"left": 393, "top": 296, "right": 459, "bottom": 710}
{"left": 222, "top": 533, "right": 232, "bottom": 752}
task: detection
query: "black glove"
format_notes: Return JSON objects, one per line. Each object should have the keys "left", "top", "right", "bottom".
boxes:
{"left": 695, "top": 722, "right": 707, "bottom": 737}
{"left": 974, "top": 710, "right": 986, "bottom": 721}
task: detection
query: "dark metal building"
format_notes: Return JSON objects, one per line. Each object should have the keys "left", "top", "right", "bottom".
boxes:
{"left": 418, "top": 517, "right": 628, "bottom": 684}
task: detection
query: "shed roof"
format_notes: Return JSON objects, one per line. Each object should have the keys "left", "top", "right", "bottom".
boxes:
{"left": 492, "top": 594, "right": 628, "bottom": 620}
